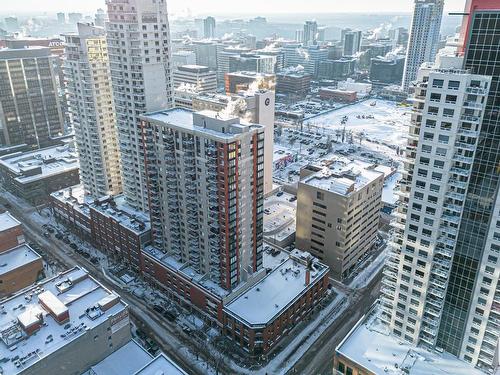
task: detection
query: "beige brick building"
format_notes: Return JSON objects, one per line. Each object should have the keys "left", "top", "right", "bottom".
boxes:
{"left": 296, "top": 160, "right": 384, "bottom": 281}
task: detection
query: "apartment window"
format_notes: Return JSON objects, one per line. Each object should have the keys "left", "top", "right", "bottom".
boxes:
{"left": 427, "top": 107, "right": 439, "bottom": 116}
{"left": 430, "top": 93, "right": 441, "bottom": 102}
{"left": 316, "top": 192, "right": 324, "bottom": 200}
{"left": 438, "top": 134, "right": 449, "bottom": 144}
{"left": 448, "top": 80, "right": 460, "bottom": 90}
{"left": 432, "top": 79, "right": 444, "bottom": 88}
{"left": 435, "top": 147, "right": 447, "bottom": 156}
{"left": 443, "top": 108, "right": 454, "bottom": 118}
{"left": 445, "top": 95, "right": 457, "bottom": 104}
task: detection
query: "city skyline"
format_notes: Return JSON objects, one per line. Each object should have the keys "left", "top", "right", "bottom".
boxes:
{"left": 2, "top": 0, "right": 467, "bottom": 15}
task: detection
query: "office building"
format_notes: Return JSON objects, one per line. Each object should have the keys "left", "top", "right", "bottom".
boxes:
{"left": 0, "top": 143, "right": 80, "bottom": 204}
{"left": 192, "top": 41, "right": 218, "bottom": 70}
{"left": 64, "top": 23, "right": 122, "bottom": 198}
{"left": 203, "top": 16, "right": 216, "bottom": 39}
{"left": 216, "top": 46, "right": 251, "bottom": 86}
{"left": 381, "top": 16, "right": 498, "bottom": 371}
{"left": 224, "top": 71, "right": 275, "bottom": 95}
{"left": 296, "top": 160, "right": 384, "bottom": 280}
{"left": 140, "top": 109, "right": 265, "bottom": 289}
{"left": 95, "top": 8, "right": 107, "bottom": 27}
{"left": 106, "top": 0, "right": 174, "bottom": 212}
{"left": 173, "top": 65, "right": 217, "bottom": 93}
{"left": 0, "top": 212, "right": 24, "bottom": 253}
{"left": 256, "top": 47, "right": 285, "bottom": 72}
{"left": 402, "top": 0, "right": 444, "bottom": 91}
{"left": 276, "top": 67, "right": 312, "bottom": 101}
{"left": 342, "top": 29, "right": 362, "bottom": 56}
{"left": 193, "top": 90, "right": 275, "bottom": 194}
{"left": 171, "top": 50, "right": 196, "bottom": 69}
{"left": 57, "top": 12, "right": 65, "bottom": 24}
{"left": 0, "top": 244, "right": 43, "bottom": 298}
{"left": 0, "top": 267, "right": 131, "bottom": 375}
{"left": 4, "top": 17, "right": 18, "bottom": 32}
{"left": 318, "top": 58, "right": 356, "bottom": 80}
{"left": 228, "top": 53, "right": 275, "bottom": 75}
{"left": 370, "top": 55, "right": 406, "bottom": 85}
{"left": 0, "top": 47, "right": 65, "bottom": 150}
{"left": 68, "top": 12, "right": 83, "bottom": 24}
{"left": 303, "top": 20, "right": 318, "bottom": 46}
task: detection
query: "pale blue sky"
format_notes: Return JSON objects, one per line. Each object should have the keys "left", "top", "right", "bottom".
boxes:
{"left": 3, "top": 0, "right": 467, "bottom": 16}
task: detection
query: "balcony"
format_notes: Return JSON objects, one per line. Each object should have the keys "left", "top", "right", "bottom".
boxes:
{"left": 450, "top": 166, "right": 471, "bottom": 178}
{"left": 445, "top": 191, "right": 465, "bottom": 201}
{"left": 466, "top": 86, "right": 487, "bottom": 95}
{"left": 461, "top": 114, "right": 481, "bottom": 123}
{"left": 453, "top": 154, "right": 474, "bottom": 164}
{"left": 457, "top": 128, "right": 479, "bottom": 138}
{"left": 435, "top": 246, "right": 453, "bottom": 258}
{"left": 448, "top": 179, "right": 467, "bottom": 189}
{"left": 455, "top": 142, "right": 475, "bottom": 152}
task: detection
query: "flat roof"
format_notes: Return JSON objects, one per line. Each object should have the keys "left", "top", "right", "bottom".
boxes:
{"left": 50, "top": 184, "right": 91, "bottom": 216}
{"left": 224, "top": 250, "right": 329, "bottom": 326}
{"left": 336, "top": 305, "right": 486, "bottom": 375}
{"left": 0, "top": 211, "right": 21, "bottom": 232}
{"left": 140, "top": 108, "right": 263, "bottom": 141}
{"left": 0, "top": 144, "right": 79, "bottom": 184}
{"left": 0, "top": 267, "right": 128, "bottom": 375}
{"left": 90, "top": 194, "right": 150, "bottom": 234}
{"left": 0, "top": 244, "right": 41, "bottom": 276}
{"left": 134, "top": 353, "right": 188, "bottom": 375}
{"left": 85, "top": 340, "right": 152, "bottom": 375}
{"left": 302, "top": 160, "right": 383, "bottom": 196}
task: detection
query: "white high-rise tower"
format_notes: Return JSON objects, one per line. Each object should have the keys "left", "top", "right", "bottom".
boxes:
{"left": 106, "top": 0, "right": 174, "bottom": 211}
{"left": 402, "top": 0, "right": 444, "bottom": 92}
{"left": 64, "top": 23, "right": 122, "bottom": 198}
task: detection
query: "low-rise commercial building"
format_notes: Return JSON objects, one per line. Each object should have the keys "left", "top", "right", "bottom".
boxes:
{"left": 319, "top": 88, "right": 357, "bottom": 103}
{"left": 173, "top": 64, "right": 217, "bottom": 93}
{"left": 0, "top": 211, "right": 24, "bottom": 252}
{"left": 0, "top": 244, "right": 43, "bottom": 297}
{"left": 0, "top": 143, "right": 80, "bottom": 204}
{"left": 50, "top": 185, "right": 92, "bottom": 241}
{"left": 276, "top": 68, "right": 312, "bottom": 102}
{"left": 296, "top": 160, "right": 384, "bottom": 280}
{"left": 223, "top": 249, "right": 329, "bottom": 355}
{"left": 90, "top": 195, "right": 151, "bottom": 274}
{"left": 0, "top": 267, "right": 131, "bottom": 375}
{"left": 225, "top": 71, "right": 275, "bottom": 95}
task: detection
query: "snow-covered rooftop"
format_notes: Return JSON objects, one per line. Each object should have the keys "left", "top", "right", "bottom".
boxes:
{"left": 50, "top": 185, "right": 91, "bottom": 216}
{"left": 0, "top": 244, "right": 41, "bottom": 277}
{"left": 302, "top": 159, "right": 383, "bottom": 196}
{"left": 0, "top": 144, "right": 79, "bottom": 184}
{"left": 84, "top": 340, "right": 152, "bottom": 375}
{"left": 90, "top": 195, "right": 150, "bottom": 234}
{"left": 336, "top": 305, "right": 487, "bottom": 375}
{"left": 0, "top": 211, "right": 21, "bottom": 232}
{"left": 224, "top": 250, "right": 329, "bottom": 327}
{"left": 134, "top": 353, "right": 188, "bottom": 375}
{"left": 0, "top": 267, "right": 127, "bottom": 375}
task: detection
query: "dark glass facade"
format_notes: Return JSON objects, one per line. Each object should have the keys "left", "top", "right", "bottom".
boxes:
{"left": 437, "top": 10, "right": 500, "bottom": 355}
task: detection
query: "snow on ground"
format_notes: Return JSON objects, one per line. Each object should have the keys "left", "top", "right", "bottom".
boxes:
{"left": 255, "top": 293, "right": 348, "bottom": 375}
{"left": 304, "top": 99, "right": 410, "bottom": 149}
{"left": 349, "top": 245, "right": 388, "bottom": 289}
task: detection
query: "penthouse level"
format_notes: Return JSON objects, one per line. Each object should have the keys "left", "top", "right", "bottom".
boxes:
{"left": 0, "top": 267, "right": 130, "bottom": 375}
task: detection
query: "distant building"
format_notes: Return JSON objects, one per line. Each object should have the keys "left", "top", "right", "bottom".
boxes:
{"left": 342, "top": 29, "right": 362, "bottom": 56}
{"left": 68, "top": 12, "right": 83, "bottom": 24}
{"left": 216, "top": 46, "right": 251, "bottom": 86}
{"left": 318, "top": 88, "right": 357, "bottom": 102}
{"left": 296, "top": 160, "right": 384, "bottom": 280}
{"left": 57, "top": 12, "right": 65, "bottom": 24}
{"left": 94, "top": 8, "right": 107, "bottom": 27}
{"left": 276, "top": 68, "right": 312, "bottom": 101}
{"left": 4, "top": 17, "right": 18, "bottom": 31}
{"left": 0, "top": 267, "right": 131, "bottom": 375}
{"left": 228, "top": 53, "right": 275, "bottom": 74}
{"left": 192, "top": 41, "right": 218, "bottom": 70}
{"left": 303, "top": 20, "right": 318, "bottom": 46}
{"left": 370, "top": 55, "right": 406, "bottom": 85}
{"left": 318, "top": 58, "right": 356, "bottom": 80}
{"left": 256, "top": 48, "right": 285, "bottom": 72}
{"left": 173, "top": 65, "right": 217, "bottom": 93}
{"left": 224, "top": 71, "right": 275, "bottom": 95}
{"left": 171, "top": 50, "right": 196, "bottom": 70}
{"left": 203, "top": 16, "right": 216, "bottom": 39}
{"left": 402, "top": 0, "right": 444, "bottom": 91}
{"left": 0, "top": 47, "right": 65, "bottom": 150}
{"left": 0, "top": 143, "right": 80, "bottom": 204}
